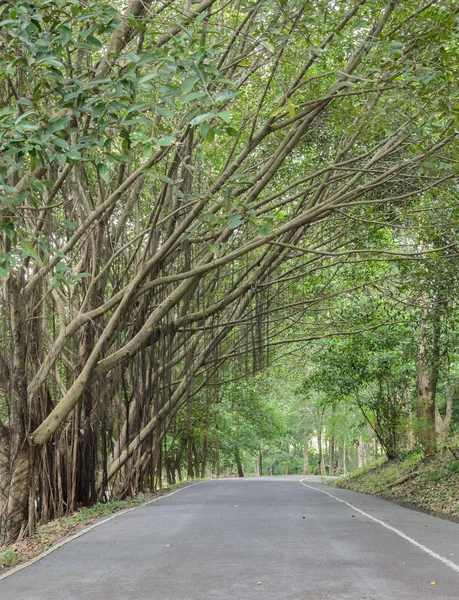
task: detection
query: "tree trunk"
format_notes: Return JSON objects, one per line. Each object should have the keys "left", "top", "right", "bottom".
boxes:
{"left": 258, "top": 450, "right": 262, "bottom": 477}
{"left": 215, "top": 425, "right": 221, "bottom": 478}
{"left": 3, "top": 444, "right": 30, "bottom": 544}
{"left": 302, "top": 440, "right": 309, "bottom": 475}
{"left": 0, "top": 422, "right": 10, "bottom": 537}
{"left": 336, "top": 443, "right": 343, "bottom": 476}
{"left": 317, "top": 431, "right": 325, "bottom": 476}
{"left": 435, "top": 384, "right": 454, "bottom": 438}
{"left": 329, "top": 437, "right": 335, "bottom": 476}
{"left": 235, "top": 443, "right": 244, "bottom": 477}
{"left": 416, "top": 303, "right": 439, "bottom": 454}
{"left": 357, "top": 437, "right": 363, "bottom": 469}
{"left": 2, "top": 277, "right": 31, "bottom": 543}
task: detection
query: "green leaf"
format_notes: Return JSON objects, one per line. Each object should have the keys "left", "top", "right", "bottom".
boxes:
{"left": 183, "top": 91, "right": 207, "bottom": 102}
{"left": 126, "top": 102, "right": 151, "bottom": 114}
{"left": 214, "top": 90, "right": 238, "bottom": 103}
{"left": 97, "top": 163, "right": 110, "bottom": 182}
{"left": 158, "top": 175, "right": 175, "bottom": 185}
{"left": 200, "top": 123, "right": 215, "bottom": 142}
{"left": 63, "top": 219, "right": 77, "bottom": 230}
{"left": 218, "top": 110, "right": 232, "bottom": 123}
{"left": 155, "top": 105, "right": 174, "bottom": 117}
{"left": 52, "top": 138, "right": 69, "bottom": 150}
{"left": 258, "top": 224, "right": 272, "bottom": 237}
{"left": 87, "top": 77, "right": 112, "bottom": 87}
{"left": 67, "top": 149, "right": 81, "bottom": 160}
{"left": 181, "top": 76, "right": 199, "bottom": 95}
{"left": 190, "top": 112, "right": 215, "bottom": 125}
{"left": 142, "top": 142, "right": 153, "bottom": 160}
{"left": 138, "top": 73, "right": 156, "bottom": 84}
{"left": 156, "top": 136, "right": 176, "bottom": 146}
{"left": 4, "top": 221, "right": 15, "bottom": 241}
{"left": 71, "top": 272, "right": 92, "bottom": 283}
{"left": 17, "top": 97, "right": 33, "bottom": 106}
{"left": 86, "top": 34, "right": 102, "bottom": 48}
{"left": 227, "top": 214, "right": 244, "bottom": 229}
{"left": 47, "top": 116, "right": 69, "bottom": 136}
{"left": 56, "top": 261, "right": 70, "bottom": 272}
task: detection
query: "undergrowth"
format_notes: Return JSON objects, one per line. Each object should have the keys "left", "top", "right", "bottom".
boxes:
{"left": 334, "top": 448, "right": 459, "bottom": 518}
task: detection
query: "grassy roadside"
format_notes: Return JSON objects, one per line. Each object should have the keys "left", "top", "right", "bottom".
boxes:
{"left": 333, "top": 449, "right": 459, "bottom": 519}
{"left": 0, "top": 480, "right": 201, "bottom": 571}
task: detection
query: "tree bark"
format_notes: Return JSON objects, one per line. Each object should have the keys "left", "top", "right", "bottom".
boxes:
{"left": 416, "top": 300, "right": 440, "bottom": 454}
{"left": 303, "top": 440, "right": 309, "bottom": 475}
{"left": 215, "top": 425, "right": 221, "bottom": 478}
{"left": 235, "top": 443, "right": 244, "bottom": 477}
{"left": 435, "top": 384, "right": 454, "bottom": 438}
{"left": 317, "top": 430, "right": 325, "bottom": 476}
{"left": 357, "top": 436, "right": 363, "bottom": 468}
{"left": 329, "top": 437, "right": 335, "bottom": 476}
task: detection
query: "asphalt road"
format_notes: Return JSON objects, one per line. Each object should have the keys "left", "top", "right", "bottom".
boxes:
{"left": 2, "top": 476, "right": 459, "bottom": 599}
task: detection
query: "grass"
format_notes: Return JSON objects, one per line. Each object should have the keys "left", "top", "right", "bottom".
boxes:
{"left": 334, "top": 448, "right": 459, "bottom": 518}
{"left": 335, "top": 452, "right": 422, "bottom": 494}
{"left": 0, "top": 549, "right": 24, "bottom": 569}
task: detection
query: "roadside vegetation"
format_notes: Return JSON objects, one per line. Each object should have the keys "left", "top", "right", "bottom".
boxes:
{"left": 335, "top": 443, "right": 459, "bottom": 519}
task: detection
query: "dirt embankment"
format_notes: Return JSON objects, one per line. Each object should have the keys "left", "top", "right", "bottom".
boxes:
{"left": 335, "top": 450, "right": 459, "bottom": 520}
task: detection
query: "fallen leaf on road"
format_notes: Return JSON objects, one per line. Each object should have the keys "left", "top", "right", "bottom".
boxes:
{"left": 431, "top": 580, "right": 438, "bottom": 585}
{"left": 257, "top": 582, "right": 262, "bottom": 585}
{"left": 165, "top": 544, "right": 170, "bottom": 547}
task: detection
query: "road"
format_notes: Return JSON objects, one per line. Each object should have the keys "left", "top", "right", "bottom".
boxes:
{"left": 1, "top": 476, "right": 459, "bottom": 599}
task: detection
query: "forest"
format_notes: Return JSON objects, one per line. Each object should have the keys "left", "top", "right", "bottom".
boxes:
{"left": 1, "top": 0, "right": 459, "bottom": 546}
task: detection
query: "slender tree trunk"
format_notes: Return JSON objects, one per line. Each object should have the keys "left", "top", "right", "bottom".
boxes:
{"left": 336, "top": 443, "right": 343, "bottom": 476}
{"left": 357, "top": 436, "right": 363, "bottom": 469}
{"left": 302, "top": 440, "right": 309, "bottom": 475}
{"left": 0, "top": 422, "right": 11, "bottom": 538}
{"left": 416, "top": 300, "right": 440, "bottom": 454}
{"left": 235, "top": 443, "right": 244, "bottom": 477}
{"left": 317, "top": 431, "right": 325, "bottom": 476}
{"left": 435, "top": 384, "right": 454, "bottom": 438}
{"left": 329, "top": 437, "right": 335, "bottom": 476}
{"left": 215, "top": 425, "right": 221, "bottom": 478}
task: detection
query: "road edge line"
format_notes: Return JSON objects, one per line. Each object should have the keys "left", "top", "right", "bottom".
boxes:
{"left": 299, "top": 479, "right": 459, "bottom": 574}
{"left": 0, "top": 481, "right": 202, "bottom": 582}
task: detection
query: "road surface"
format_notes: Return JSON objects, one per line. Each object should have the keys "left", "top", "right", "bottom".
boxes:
{"left": 1, "top": 476, "right": 459, "bottom": 599}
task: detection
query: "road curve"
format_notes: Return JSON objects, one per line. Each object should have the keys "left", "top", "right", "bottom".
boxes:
{"left": 1, "top": 476, "right": 459, "bottom": 599}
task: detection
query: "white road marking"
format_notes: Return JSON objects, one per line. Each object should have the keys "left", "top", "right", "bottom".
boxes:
{"left": 0, "top": 481, "right": 202, "bottom": 582}
{"left": 300, "top": 479, "right": 459, "bottom": 574}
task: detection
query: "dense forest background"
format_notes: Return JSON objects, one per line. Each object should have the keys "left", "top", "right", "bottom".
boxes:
{"left": 1, "top": 0, "right": 459, "bottom": 544}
